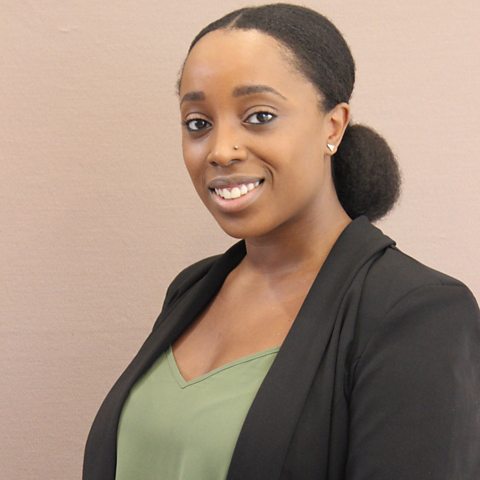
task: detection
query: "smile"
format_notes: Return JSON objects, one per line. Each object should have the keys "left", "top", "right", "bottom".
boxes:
{"left": 208, "top": 179, "right": 265, "bottom": 212}
{"left": 212, "top": 180, "right": 262, "bottom": 200}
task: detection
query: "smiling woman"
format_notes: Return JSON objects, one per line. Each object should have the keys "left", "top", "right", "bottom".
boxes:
{"left": 83, "top": 4, "right": 480, "bottom": 480}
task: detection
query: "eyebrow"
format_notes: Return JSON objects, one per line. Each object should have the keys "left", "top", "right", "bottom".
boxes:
{"left": 232, "top": 84, "right": 287, "bottom": 100}
{"left": 180, "top": 91, "right": 206, "bottom": 104}
{"left": 180, "top": 84, "right": 287, "bottom": 105}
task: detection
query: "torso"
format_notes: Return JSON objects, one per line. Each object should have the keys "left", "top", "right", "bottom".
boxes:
{"left": 172, "top": 260, "right": 321, "bottom": 381}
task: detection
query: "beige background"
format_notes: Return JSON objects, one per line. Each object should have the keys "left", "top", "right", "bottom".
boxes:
{"left": 2, "top": 1, "right": 479, "bottom": 478}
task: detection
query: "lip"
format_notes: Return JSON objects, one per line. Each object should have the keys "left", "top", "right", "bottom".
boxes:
{"left": 209, "top": 179, "right": 265, "bottom": 213}
{"left": 208, "top": 175, "right": 264, "bottom": 189}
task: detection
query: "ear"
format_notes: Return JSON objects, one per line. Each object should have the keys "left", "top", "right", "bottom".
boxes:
{"left": 324, "top": 102, "right": 350, "bottom": 155}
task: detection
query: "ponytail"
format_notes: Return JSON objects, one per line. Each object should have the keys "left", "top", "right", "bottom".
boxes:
{"left": 333, "top": 124, "right": 401, "bottom": 221}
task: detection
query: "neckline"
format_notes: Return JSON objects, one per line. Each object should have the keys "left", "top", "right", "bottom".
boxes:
{"left": 167, "top": 345, "right": 281, "bottom": 389}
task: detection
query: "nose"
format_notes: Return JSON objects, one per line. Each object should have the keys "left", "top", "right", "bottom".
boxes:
{"left": 207, "top": 126, "right": 246, "bottom": 167}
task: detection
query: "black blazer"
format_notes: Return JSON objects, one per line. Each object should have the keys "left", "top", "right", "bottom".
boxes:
{"left": 83, "top": 216, "right": 480, "bottom": 479}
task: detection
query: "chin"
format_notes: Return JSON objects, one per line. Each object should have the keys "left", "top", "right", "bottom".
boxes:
{"left": 214, "top": 215, "right": 283, "bottom": 242}
{"left": 216, "top": 223, "right": 256, "bottom": 240}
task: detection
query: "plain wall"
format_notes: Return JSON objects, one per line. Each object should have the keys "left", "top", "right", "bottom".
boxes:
{"left": 1, "top": 1, "right": 479, "bottom": 478}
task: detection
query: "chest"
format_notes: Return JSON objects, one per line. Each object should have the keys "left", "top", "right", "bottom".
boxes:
{"left": 171, "top": 271, "right": 317, "bottom": 382}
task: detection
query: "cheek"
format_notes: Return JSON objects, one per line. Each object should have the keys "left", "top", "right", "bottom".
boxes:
{"left": 182, "top": 141, "right": 204, "bottom": 183}
{"left": 267, "top": 136, "right": 324, "bottom": 185}
{"left": 272, "top": 151, "right": 327, "bottom": 211}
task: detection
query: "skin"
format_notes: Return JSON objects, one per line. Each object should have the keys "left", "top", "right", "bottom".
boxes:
{"left": 173, "top": 29, "right": 352, "bottom": 380}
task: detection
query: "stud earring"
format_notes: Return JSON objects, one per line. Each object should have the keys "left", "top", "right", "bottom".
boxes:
{"left": 327, "top": 143, "right": 336, "bottom": 153}
{"left": 233, "top": 145, "right": 239, "bottom": 150}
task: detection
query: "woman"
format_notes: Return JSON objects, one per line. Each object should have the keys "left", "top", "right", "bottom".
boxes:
{"left": 83, "top": 4, "right": 480, "bottom": 479}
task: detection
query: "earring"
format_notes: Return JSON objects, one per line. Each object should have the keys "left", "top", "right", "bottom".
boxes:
{"left": 327, "top": 143, "right": 335, "bottom": 153}
{"left": 233, "top": 145, "right": 239, "bottom": 150}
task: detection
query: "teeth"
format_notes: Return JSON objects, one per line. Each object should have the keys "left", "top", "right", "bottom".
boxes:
{"left": 230, "top": 187, "right": 241, "bottom": 199}
{"left": 213, "top": 180, "right": 262, "bottom": 200}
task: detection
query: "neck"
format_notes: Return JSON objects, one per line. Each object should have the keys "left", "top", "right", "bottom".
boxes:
{"left": 241, "top": 199, "right": 351, "bottom": 278}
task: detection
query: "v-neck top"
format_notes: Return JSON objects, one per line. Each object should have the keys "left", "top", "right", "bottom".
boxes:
{"left": 115, "top": 344, "right": 280, "bottom": 480}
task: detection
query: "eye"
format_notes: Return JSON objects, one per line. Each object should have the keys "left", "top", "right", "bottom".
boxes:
{"left": 184, "top": 118, "right": 212, "bottom": 132}
{"left": 245, "top": 111, "right": 276, "bottom": 125}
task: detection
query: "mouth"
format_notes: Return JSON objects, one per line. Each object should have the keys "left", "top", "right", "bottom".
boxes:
{"left": 208, "top": 179, "right": 265, "bottom": 212}
{"left": 208, "top": 179, "right": 264, "bottom": 200}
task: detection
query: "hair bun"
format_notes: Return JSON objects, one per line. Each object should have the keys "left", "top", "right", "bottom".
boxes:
{"left": 333, "top": 124, "right": 401, "bottom": 222}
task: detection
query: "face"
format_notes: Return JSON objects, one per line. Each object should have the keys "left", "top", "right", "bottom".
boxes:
{"left": 179, "top": 29, "right": 344, "bottom": 240}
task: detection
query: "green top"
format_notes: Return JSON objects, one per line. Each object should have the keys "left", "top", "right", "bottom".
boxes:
{"left": 115, "top": 344, "right": 280, "bottom": 480}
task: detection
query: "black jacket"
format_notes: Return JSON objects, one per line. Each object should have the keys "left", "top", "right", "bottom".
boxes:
{"left": 83, "top": 216, "right": 480, "bottom": 479}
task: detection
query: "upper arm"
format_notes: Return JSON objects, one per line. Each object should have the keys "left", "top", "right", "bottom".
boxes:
{"left": 346, "top": 284, "right": 480, "bottom": 479}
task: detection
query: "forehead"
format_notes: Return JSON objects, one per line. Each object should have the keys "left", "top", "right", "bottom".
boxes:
{"left": 180, "top": 29, "right": 314, "bottom": 97}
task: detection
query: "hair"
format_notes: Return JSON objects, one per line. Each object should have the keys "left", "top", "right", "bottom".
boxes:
{"left": 181, "top": 3, "right": 401, "bottom": 222}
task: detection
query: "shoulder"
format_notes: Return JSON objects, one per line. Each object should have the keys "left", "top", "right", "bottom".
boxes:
{"left": 152, "top": 239, "right": 246, "bottom": 331}
{"left": 362, "top": 244, "right": 477, "bottom": 311}
{"left": 151, "top": 254, "right": 220, "bottom": 331}
{"left": 166, "top": 254, "right": 220, "bottom": 300}
{"left": 353, "top": 244, "right": 479, "bottom": 353}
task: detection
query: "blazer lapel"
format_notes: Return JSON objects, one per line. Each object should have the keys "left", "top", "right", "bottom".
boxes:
{"left": 226, "top": 216, "right": 395, "bottom": 479}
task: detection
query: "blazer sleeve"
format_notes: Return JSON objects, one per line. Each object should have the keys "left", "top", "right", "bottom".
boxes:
{"left": 346, "top": 283, "right": 480, "bottom": 480}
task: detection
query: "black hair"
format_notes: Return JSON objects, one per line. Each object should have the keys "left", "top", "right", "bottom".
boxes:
{"left": 182, "top": 3, "right": 401, "bottom": 221}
